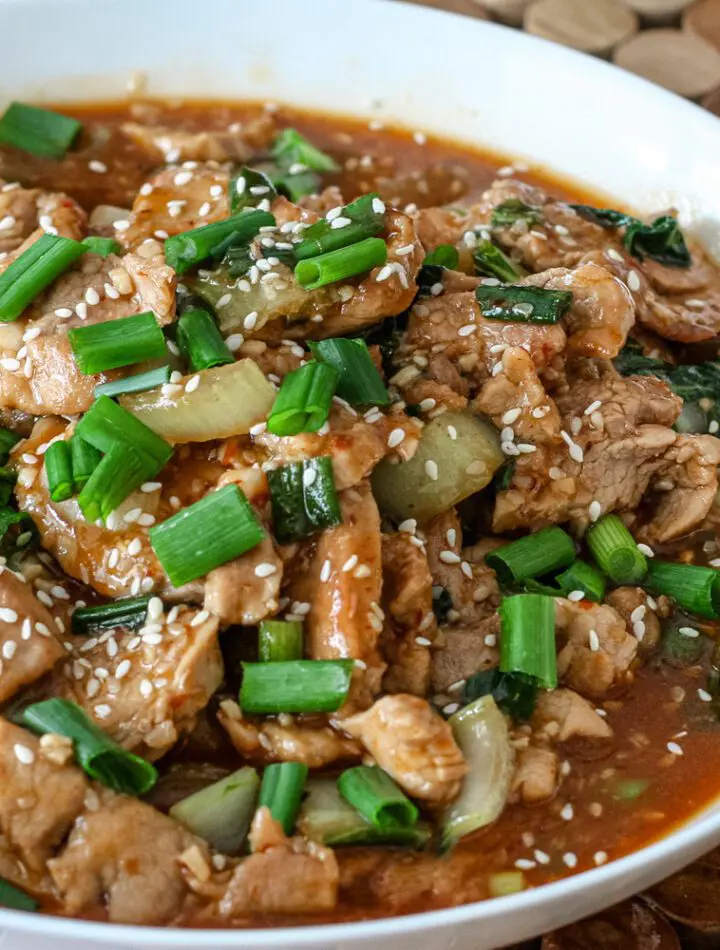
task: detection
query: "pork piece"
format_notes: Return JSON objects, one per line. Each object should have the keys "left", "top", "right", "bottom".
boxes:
{"left": 254, "top": 404, "right": 420, "bottom": 491}
{"left": 606, "top": 587, "right": 662, "bottom": 651}
{"left": 49, "top": 793, "right": 206, "bottom": 925}
{"left": 219, "top": 700, "right": 361, "bottom": 768}
{"left": 49, "top": 605, "right": 222, "bottom": 760}
{"left": 511, "top": 746, "right": 559, "bottom": 805}
{"left": 555, "top": 598, "right": 638, "bottom": 699}
{"left": 219, "top": 807, "right": 339, "bottom": 918}
{"left": 122, "top": 112, "right": 275, "bottom": 164}
{"left": 379, "top": 533, "right": 434, "bottom": 696}
{"left": 205, "top": 537, "right": 282, "bottom": 626}
{"left": 341, "top": 694, "right": 467, "bottom": 803}
{"left": 0, "top": 182, "right": 85, "bottom": 258}
{"left": 0, "top": 567, "right": 65, "bottom": 703}
{"left": 430, "top": 616, "right": 499, "bottom": 694}
{"left": 0, "top": 718, "right": 87, "bottom": 875}
{"left": 533, "top": 688, "right": 613, "bottom": 742}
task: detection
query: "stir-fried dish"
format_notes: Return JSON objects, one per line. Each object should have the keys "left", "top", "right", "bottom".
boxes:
{"left": 0, "top": 98, "right": 719, "bottom": 928}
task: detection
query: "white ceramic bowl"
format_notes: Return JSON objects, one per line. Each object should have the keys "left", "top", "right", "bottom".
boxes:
{"left": 2, "top": 0, "right": 720, "bottom": 947}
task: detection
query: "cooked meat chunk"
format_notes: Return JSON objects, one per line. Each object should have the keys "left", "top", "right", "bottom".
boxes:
{"left": 533, "top": 689, "right": 613, "bottom": 742}
{"left": 205, "top": 538, "right": 282, "bottom": 626}
{"left": 430, "top": 616, "right": 499, "bottom": 694}
{"left": 512, "top": 746, "right": 559, "bottom": 805}
{"left": 341, "top": 694, "right": 467, "bottom": 803}
{"left": 49, "top": 794, "right": 205, "bottom": 925}
{"left": 0, "top": 182, "right": 85, "bottom": 257}
{"left": 606, "top": 587, "right": 662, "bottom": 651}
{"left": 555, "top": 599, "right": 638, "bottom": 699}
{"left": 122, "top": 112, "right": 275, "bottom": 163}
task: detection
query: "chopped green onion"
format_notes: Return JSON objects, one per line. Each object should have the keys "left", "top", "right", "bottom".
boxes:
{"left": 268, "top": 457, "right": 342, "bottom": 543}
{"left": 239, "top": 659, "right": 353, "bottom": 714}
{"left": 230, "top": 166, "right": 277, "bottom": 214}
{"left": 23, "top": 698, "right": 157, "bottom": 795}
{"left": 0, "top": 468, "right": 15, "bottom": 507}
{"left": 176, "top": 307, "right": 233, "bottom": 373}
{"left": 44, "top": 440, "right": 73, "bottom": 502}
{"left": 662, "top": 618, "right": 706, "bottom": 664}
{"left": 612, "top": 778, "right": 649, "bottom": 801}
{"left": 0, "top": 509, "right": 33, "bottom": 547}
{"left": 150, "top": 483, "right": 265, "bottom": 587}
{"left": 81, "top": 236, "right": 121, "bottom": 258}
{"left": 500, "top": 594, "right": 557, "bottom": 688}
{"left": 267, "top": 361, "right": 338, "bottom": 436}
{"left": 294, "top": 237, "right": 387, "bottom": 290}
{"left": 485, "top": 526, "right": 576, "bottom": 583}
{"left": 0, "top": 428, "right": 20, "bottom": 464}
{"left": 0, "top": 234, "right": 87, "bottom": 322}
{"left": 0, "top": 878, "right": 39, "bottom": 912}
{"left": 294, "top": 194, "right": 385, "bottom": 261}
{"left": 94, "top": 365, "right": 171, "bottom": 400}
{"left": 645, "top": 560, "right": 720, "bottom": 620}
{"left": 309, "top": 337, "right": 389, "bottom": 406}
{"left": 258, "top": 762, "right": 309, "bottom": 836}
{"left": 72, "top": 596, "right": 152, "bottom": 633}
{"left": 0, "top": 102, "right": 81, "bottom": 159}
{"left": 75, "top": 395, "right": 173, "bottom": 470}
{"left": 77, "top": 443, "right": 156, "bottom": 523}
{"left": 491, "top": 199, "right": 542, "bottom": 229}
{"left": 586, "top": 514, "right": 647, "bottom": 585}
{"left": 68, "top": 311, "right": 166, "bottom": 375}
{"left": 555, "top": 560, "right": 606, "bottom": 602}
{"left": 337, "top": 766, "right": 418, "bottom": 829}
{"left": 489, "top": 872, "right": 526, "bottom": 897}
{"left": 258, "top": 620, "right": 303, "bottom": 662}
{"left": 169, "top": 767, "right": 259, "bottom": 854}
{"left": 164, "top": 209, "right": 275, "bottom": 275}
{"left": 462, "top": 669, "right": 537, "bottom": 722}
{"left": 271, "top": 128, "right": 340, "bottom": 174}
{"left": 423, "top": 244, "right": 459, "bottom": 268}
{"left": 474, "top": 239, "right": 525, "bottom": 282}
{"left": 69, "top": 436, "right": 102, "bottom": 493}
{"left": 275, "top": 170, "right": 322, "bottom": 202}
{"left": 475, "top": 284, "right": 573, "bottom": 324}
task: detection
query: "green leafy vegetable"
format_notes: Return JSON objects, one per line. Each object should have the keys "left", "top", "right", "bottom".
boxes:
{"left": 462, "top": 669, "right": 537, "bottom": 721}
{"left": 491, "top": 199, "right": 541, "bottom": 229}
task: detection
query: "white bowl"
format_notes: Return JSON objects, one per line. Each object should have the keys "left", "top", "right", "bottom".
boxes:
{"left": 1, "top": 0, "right": 720, "bottom": 947}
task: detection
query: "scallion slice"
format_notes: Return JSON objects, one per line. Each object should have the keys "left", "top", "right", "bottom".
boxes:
{"left": 423, "top": 244, "right": 459, "bottom": 269}
{"left": 176, "top": 307, "right": 233, "bottom": 373}
{"left": 645, "top": 560, "right": 720, "bottom": 620}
{"left": 474, "top": 239, "right": 525, "bottom": 282}
{"left": 258, "top": 620, "right": 303, "bottom": 662}
{"left": 75, "top": 395, "right": 173, "bottom": 470}
{"left": 294, "top": 194, "right": 385, "bottom": 261}
{"left": 309, "top": 337, "right": 389, "bottom": 406}
{"left": 0, "top": 428, "right": 20, "bottom": 464}
{"left": 0, "top": 878, "right": 39, "bottom": 912}
{"left": 586, "top": 514, "right": 647, "bottom": 585}
{"left": 491, "top": 199, "right": 542, "bottom": 229}
{"left": 294, "top": 237, "right": 387, "bottom": 290}
{"left": 94, "top": 365, "right": 171, "bottom": 400}
{"left": 267, "top": 361, "right": 338, "bottom": 436}
{"left": 81, "top": 236, "right": 121, "bottom": 258}
{"left": 500, "top": 594, "right": 557, "bottom": 689}
{"left": 169, "top": 767, "right": 259, "bottom": 854}
{"left": 149, "top": 484, "right": 265, "bottom": 587}
{"left": 44, "top": 440, "right": 73, "bottom": 502}
{"left": 77, "top": 443, "right": 156, "bottom": 523}
{"left": 485, "top": 526, "right": 576, "bottom": 583}
{"left": 267, "top": 457, "right": 342, "bottom": 543}
{"left": 240, "top": 659, "right": 353, "bottom": 714}
{"left": 271, "top": 128, "right": 340, "bottom": 174}
{"left": 72, "top": 596, "right": 151, "bottom": 633}
{"left": 69, "top": 311, "right": 166, "bottom": 375}
{"left": 0, "top": 234, "right": 86, "bottom": 322}
{"left": 164, "top": 209, "right": 275, "bottom": 275}
{"left": 277, "top": 170, "right": 322, "bottom": 201}
{"left": 69, "top": 436, "right": 102, "bottom": 492}
{"left": 475, "top": 284, "right": 572, "bottom": 324}
{"left": 555, "top": 560, "right": 606, "bottom": 603}
{"left": 230, "top": 166, "right": 277, "bottom": 214}
{"left": 0, "top": 102, "right": 81, "bottom": 159}
{"left": 23, "top": 698, "right": 157, "bottom": 795}
{"left": 337, "top": 766, "right": 418, "bottom": 829}
{"left": 258, "top": 762, "right": 309, "bottom": 836}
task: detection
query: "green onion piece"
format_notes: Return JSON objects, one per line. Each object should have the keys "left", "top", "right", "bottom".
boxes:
{"left": 258, "top": 620, "right": 303, "bottom": 662}
{"left": 258, "top": 762, "right": 309, "bottom": 836}
{"left": 500, "top": 594, "right": 557, "bottom": 689}
{"left": 475, "top": 284, "right": 573, "bottom": 324}
{"left": 94, "top": 365, "right": 171, "bottom": 400}
{"left": 474, "top": 239, "right": 526, "bottom": 282}
{"left": 150, "top": 484, "right": 264, "bottom": 587}
{"left": 0, "top": 102, "right": 81, "bottom": 159}
{"left": 69, "top": 437, "right": 102, "bottom": 492}
{"left": 309, "top": 337, "right": 389, "bottom": 406}
{"left": 267, "top": 361, "right": 338, "bottom": 436}
{"left": 230, "top": 166, "right": 277, "bottom": 214}
{"left": 81, "top": 236, "right": 121, "bottom": 258}
{"left": 424, "top": 244, "right": 459, "bottom": 268}
{"left": 555, "top": 560, "right": 606, "bottom": 603}
{"left": 294, "top": 194, "right": 385, "bottom": 261}
{"left": 277, "top": 170, "right": 322, "bottom": 201}
{"left": 271, "top": 128, "right": 340, "bottom": 174}
{"left": 267, "top": 457, "right": 342, "bottom": 543}
{"left": 491, "top": 199, "right": 542, "bottom": 229}
{"left": 0, "top": 428, "right": 20, "bottom": 465}
{"left": 586, "top": 514, "right": 647, "bottom": 585}
{"left": 240, "top": 659, "right": 353, "bottom": 714}
{"left": 295, "top": 237, "right": 387, "bottom": 290}
{"left": 68, "top": 311, "right": 166, "bottom": 375}
{"left": 485, "top": 526, "right": 576, "bottom": 583}
{"left": 0, "top": 508, "right": 33, "bottom": 547}
{"left": 44, "top": 440, "right": 73, "bottom": 502}
{"left": 23, "top": 698, "right": 157, "bottom": 794}
{"left": 662, "top": 618, "right": 706, "bottom": 664}
{"left": 612, "top": 778, "right": 650, "bottom": 801}
{"left": 462, "top": 669, "right": 537, "bottom": 721}
{"left": 72, "top": 596, "right": 151, "bottom": 633}
{"left": 164, "top": 209, "right": 275, "bottom": 275}
{"left": 645, "top": 560, "right": 720, "bottom": 620}
{"left": 489, "top": 872, "right": 526, "bottom": 897}
{"left": 0, "top": 878, "right": 39, "bottom": 912}
{"left": 76, "top": 395, "right": 172, "bottom": 470}
{"left": 176, "top": 307, "right": 233, "bottom": 373}
{"left": 337, "top": 766, "right": 418, "bottom": 829}
{"left": 0, "top": 468, "right": 15, "bottom": 507}
{"left": 77, "top": 443, "right": 156, "bottom": 523}
{"left": 169, "top": 767, "right": 259, "bottom": 854}
{"left": 0, "top": 234, "right": 86, "bottom": 322}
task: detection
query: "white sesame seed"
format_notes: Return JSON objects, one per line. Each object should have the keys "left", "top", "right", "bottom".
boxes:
{"left": 447, "top": 425, "right": 457, "bottom": 440}
{"left": 50, "top": 585, "right": 69, "bottom": 600}
{"left": 113, "top": 219, "right": 130, "bottom": 232}
{"left": 14, "top": 744, "right": 34, "bottom": 765}
{"left": 372, "top": 198, "right": 385, "bottom": 214}
{"left": 0, "top": 607, "right": 18, "bottom": 623}
{"left": 320, "top": 559, "right": 332, "bottom": 583}
{"left": 439, "top": 551, "right": 461, "bottom": 565}
{"left": 630, "top": 605, "right": 646, "bottom": 623}
{"left": 0, "top": 358, "right": 20, "bottom": 371}
{"left": 123, "top": 508, "right": 142, "bottom": 524}
{"left": 255, "top": 562, "right": 277, "bottom": 578}
{"left": 589, "top": 629, "right": 600, "bottom": 652}
{"left": 127, "top": 538, "right": 142, "bottom": 557}
{"left": 387, "top": 428, "right": 406, "bottom": 449}
{"left": 633, "top": 621, "right": 646, "bottom": 641}
{"left": 502, "top": 407, "right": 522, "bottom": 426}
{"left": 563, "top": 852, "right": 578, "bottom": 869}
{"left": 637, "top": 543, "right": 654, "bottom": 558}
{"left": 516, "top": 443, "right": 537, "bottom": 454}
{"left": 243, "top": 311, "right": 258, "bottom": 331}
{"left": 55, "top": 308, "right": 73, "bottom": 318}
{"left": 142, "top": 632, "right": 162, "bottom": 645}
{"left": 627, "top": 270, "right": 641, "bottom": 292}
{"left": 0, "top": 216, "right": 16, "bottom": 231}
{"left": 20, "top": 618, "right": 31, "bottom": 640}
{"left": 185, "top": 374, "right": 200, "bottom": 394}
{"left": 679, "top": 626, "right": 700, "bottom": 638}
{"left": 2, "top": 640, "right": 16, "bottom": 660}
{"left": 425, "top": 460, "right": 438, "bottom": 481}
{"left": 698, "top": 688, "right": 712, "bottom": 702}
{"left": 95, "top": 704, "right": 112, "bottom": 720}
{"left": 567, "top": 590, "right": 585, "bottom": 602}
{"left": 593, "top": 851, "right": 608, "bottom": 866}
{"left": 191, "top": 609, "right": 210, "bottom": 627}
{"left": 667, "top": 741, "right": 683, "bottom": 756}
{"left": 588, "top": 500, "right": 602, "bottom": 523}
{"left": 342, "top": 555, "right": 359, "bottom": 573}
{"left": 514, "top": 859, "right": 536, "bottom": 870}
{"left": 458, "top": 324, "right": 477, "bottom": 337}
{"left": 115, "top": 659, "right": 131, "bottom": 680}
{"left": 398, "top": 519, "right": 417, "bottom": 534}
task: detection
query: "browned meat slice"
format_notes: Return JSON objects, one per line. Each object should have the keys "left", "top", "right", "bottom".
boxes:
{"left": 205, "top": 537, "right": 282, "bottom": 626}
{"left": 555, "top": 598, "right": 638, "bottom": 699}
{"left": 0, "top": 182, "right": 85, "bottom": 258}
{"left": 49, "top": 605, "right": 222, "bottom": 760}
{"left": 49, "top": 793, "right": 206, "bottom": 925}
{"left": 533, "top": 688, "right": 613, "bottom": 742}
{"left": 512, "top": 746, "right": 558, "bottom": 805}
{"left": 219, "top": 807, "right": 339, "bottom": 918}
{"left": 0, "top": 568, "right": 65, "bottom": 703}
{"left": 606, "top": 587, "right": 662, "bottom": 651}
{"left": 341, "top": 694, "right": 467, "bottom": 803}
{"left": 122, "top": 112, "right": 275, "bottom": 163}
{"left": 430, "top": 616, "right": 499, "bottom": 694}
